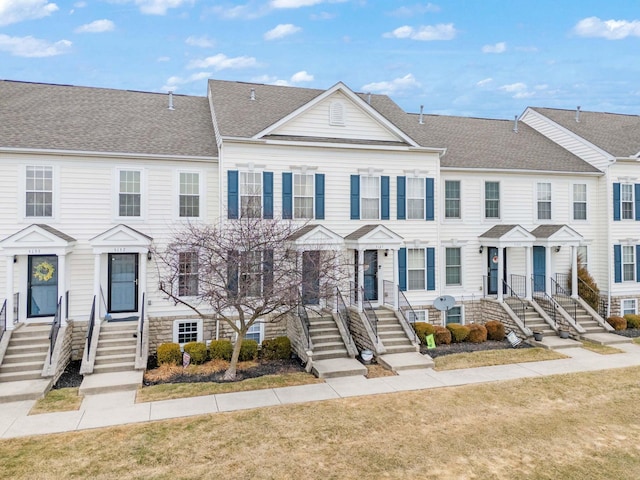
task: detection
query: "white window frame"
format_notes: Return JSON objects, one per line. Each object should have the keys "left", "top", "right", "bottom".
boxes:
{"left": 407, "top": 248, "right": 426, "bottom": 290}
{"left": 408, "top": 309, "right": 428, "bottom": 323}
{"left": 484, "top": 181, "right": 500, "bottom": 220}
{"left": 622, "top": 299, "right": 637, "bottom": 316}
{"left": 537, "top": 182, "right": 552, "bottom": 221}
{"left": 622, "top": 245, "right": 635, "bottom": 282}
{"left": 360, "top": 175, "right": 380, "bottom": 220}
{"left": 445, "top": 247, "right": 462, "bottom": 286}
{"left": 444, "top": 180, "right": 461, "bottom": 219}
{"left": 572, "top": 183, "right": 587, "bottom": 221}
{"left": 177, "top": 251, "right": 199, "bottom": 297}
{"left": 293, "top": 172, "right": 314, "bottom": 220}
{"left": 116, "top": 168, "right": 144, "bottom": 220}
{"left": 172, "top": 319, "right": 203, "bottom": 346}
{"left": 621, "top": 183, "right": 634, "bottom": 220}
{"left": 244, "top": 321, "right": 265, "bottom": 344}
{"left": 24, "top": 165, "right": 55, "bottom": 219}
{"left": 240, "top": 171, "right": 262, "bottom": 218}
{"left": 178, "top": 171, "right": 202, "bottom": 219}
{"left": 406, "top": 177, "right": 425, "bottom": 220}
{"left": 445, "top": 305, "right": 464, "bottom": 325}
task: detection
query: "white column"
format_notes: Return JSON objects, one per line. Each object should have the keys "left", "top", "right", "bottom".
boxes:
{"left": 93, "top": 253, "right": 101, "bottom": 318}
{"left": 357, "top": 249, "right": 364, "bottom": 312}
{"left": 571, "top": 246, "right": 579, "bottom": 298}
{"left": 140, "top": 251, "right": 148, "bottom": 311}
{"left": 57, "top": 253, "right": 67, "bottom": 326}
{"left": 5, "top": 255, "right": 14, "bottom": 331}
{"left": 393, "top": 249, "right": 399, "bottom": 310}
{"left": 525, "top": 246, "right": 533, "bottom": 300}
{"left": 497, "top": 247, "right": 505, "bottom": 302}
{"left": 545, "top": 247, "right": 552, "bottom": 296}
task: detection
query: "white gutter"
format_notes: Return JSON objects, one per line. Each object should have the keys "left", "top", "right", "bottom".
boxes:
{"left": 0, "top": 147, "right": 215, "bottom": 162}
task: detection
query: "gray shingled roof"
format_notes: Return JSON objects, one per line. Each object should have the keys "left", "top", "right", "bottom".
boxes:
{"left": 0, "top": 80, "right": 217, "bottom": 157}
{"left": 479, "top": 225, "right": 521, "bottom": 238}
{"left": 531, "top": 107, "right": 640, "bottom": 158}
{"left": 344, "top": 225, "right": 380, "bottom": 240}
{"left": 530, "top": 225, "right": 566, "bottom": 238}
{"left": 208, "top": 79, "right": 599, "bottom": 174}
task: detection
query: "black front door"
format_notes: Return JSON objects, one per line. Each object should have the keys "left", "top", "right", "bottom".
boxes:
{"left": 363, "top": 250, "right": 378, "bottom": 302}
{"left": 302, "top": 250, "right": 320, "bottom": 305}
{"left": 108, "top": 253, "right": 138, "bottom": 313}
{"left": 28, "top": 255, "right": 59, "bottom": 317}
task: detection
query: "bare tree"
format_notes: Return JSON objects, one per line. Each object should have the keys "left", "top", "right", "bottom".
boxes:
{"left": 155, "top": 217, "right": 345, "bottom": 380}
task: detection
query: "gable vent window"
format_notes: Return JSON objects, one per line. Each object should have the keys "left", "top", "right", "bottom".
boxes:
{"left": 329, "top": 101, "right": 345, "bottom": 126}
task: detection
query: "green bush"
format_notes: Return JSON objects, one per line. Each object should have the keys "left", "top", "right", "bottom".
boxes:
{"left": 446, "top": 323, "right": 470, "bottom": 343}
{"left": 624, "top": 314, "right": 640, "bottom": 329}
{"left": 413, "top": 322, "right": 436, "bottom": 344}
{"left": 261, "top": 336, "right": 292, "bottom": 360}
{"left": 239, "top": 340, "right": 259, "bottom": 361}
{"left": 209, "top": 339, "right": 233, "bottom": 360}
{"left": 183, "top": 341, "right": 207, "bottom": 364}
{"left": 607, "top": 316, "right": 627, "bottom": 331}
{"left": 157, "top": 343, "right": 181, "bottom": 366}
{"left": 485, "top": 320, "right": 505, "bottom": 341}
{"left": 433, "top": 325, "right": 451, "bottom": 345}
{"left": 467, "top": 323, "right": 488, "bottom": 343}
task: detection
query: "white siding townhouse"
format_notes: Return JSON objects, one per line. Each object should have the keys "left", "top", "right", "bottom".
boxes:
{"left": 0, "top": 78, "right": 636, "bottom": 393}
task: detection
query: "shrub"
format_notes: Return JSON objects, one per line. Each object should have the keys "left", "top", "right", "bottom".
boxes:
{"left": 446, "top": 323, "right": 470, "bottom": 343}
{"left": 157, "top": 343, "right": 181, "bottom": 366}
{"left": 433, "top": 325, "right": 451, "bottom": 345}
{"left": 239, "top": 340, "right": 259, "bottom": 361}
{"left": 570, "top": 255, "right": 601, "bottom": 312}
{"left": 485, "top": 320, "right": 505, "bottom": 341}
{"left": 624, "top": 314, "right": 640, "bottom": 329}
{"left": 183, "top": 341, "right": 207, "bottom": 364}
{"left": 607, "top": 316, "right": 627, "bottom": 331}
{"left": 261, "top": 336, "right": 292, "bottom": 360}
{"left": 209, "top": 339, "right": 233, "bottom": 360}
{"left": 413, "top": 322, "right": 436, "bottom": 344}
{"left": 467, "top": 323, "right": 488, "bottom": 343}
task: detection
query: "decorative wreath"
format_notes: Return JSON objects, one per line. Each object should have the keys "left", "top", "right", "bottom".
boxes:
{"left": 33, "top": 261, "right": 55, "bottom": 282}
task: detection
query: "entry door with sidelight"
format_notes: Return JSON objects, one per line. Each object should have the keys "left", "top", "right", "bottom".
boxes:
{"left": 28, "top": 255, "right": 59, "bottom": 317}
{"left": 363, "top": 250, "right": 378, "bottom": 302}
{"left": 533, "top": 246, "right": 546, "bottom": 292}
{"left": 108, "top": 253, "right": 138, "bottom": 313}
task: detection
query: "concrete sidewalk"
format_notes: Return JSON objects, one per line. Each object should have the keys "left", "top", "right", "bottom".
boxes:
{"left": 2, "top": 342, "right": 640, "bottom": 439}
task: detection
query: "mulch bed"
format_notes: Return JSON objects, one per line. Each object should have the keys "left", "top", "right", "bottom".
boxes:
{"left": 421, "top": 339, "right": 532, "bottom": 358}
{"left": 53, "top": 360, "right": 83, "bottom": 389}
{"left": 612, "top": 328, "right": 640, "bottom": 338}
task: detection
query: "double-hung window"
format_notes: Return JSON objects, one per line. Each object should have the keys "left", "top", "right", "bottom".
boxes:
{"left": 621, "top": 184, "right": 634, "bottom": 220}
{"left": 537, "top": 182, "right": 551, "bottom": 220}
{"left": 178, "top": 251, "right": 199, "bottom": 297}
{"left": 623, "top": 245, "right": 635, "bottom": 282}
{"left": 240, "top": 172, "right": 262, "bottom": 218}
{"left": 444, "top": 180, "right": 460, "bottom": 219}
{"left": 119, "top": 170, "right": 141, "bottom": 217}
{"left": 179, "top": 172, "right": 200, "bottom": 218}
{"left": 622, "top": 299, "right": 637, "bottom": 316}
{"left": 407, "top": 248, "right": 426, "bottom": 290}
{"left": 407, "top": 178, "right": 425, "bottom": 219}
{"left": 26, "top": 166, "right": 53, "bottom": 217}
{"left": 445, "top": 247, "right": 461, "bottom": 286}
{"left": 244, "top": 322, "right": 264, "bottom": 343}
{"left": 361, "top": 176, "right": 380, "bottom": 220}
{"left": 294, "top": 173, "right": 314, "bottom": 219}
{"left": 446, "top": 306, "right": 463, "bottom": 325}
{"left": 573, "top": 184, "right": 587, "bottom": 220}
{"left": 485, "top": 181, "right": 499, "bottom": 219}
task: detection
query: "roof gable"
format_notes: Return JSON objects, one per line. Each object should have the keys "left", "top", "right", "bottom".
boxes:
{"left": 288, "top": 224, "right": 343, "bottom": 248}
{"left": 479, "top": 225, "right": 535, "bottom": 247}
{"left": 90, "top": 224, "right": 152, "bottom": 254}
{"left": 344, "top": 224, "right": 404, "bottom": 249}
{"left": 0, "top": 224, "right": 76, "bottom": 254}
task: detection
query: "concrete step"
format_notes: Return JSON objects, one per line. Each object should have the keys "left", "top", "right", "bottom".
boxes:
{"left": 309, "top": 333, "right": 342, "bottom": 344}
{"left": 311, "top": 341, "right": 346, "bottom": 352}
{"left": 383, "top": 345, "right": 416, "bottom": 354}
{"left": 380, "top": 338, "right": 413, "bottom": 347}
{"left": 79, "top": 370, "right": 144, "bottom": 395}
{"left": 8, "top": 335, "right": 49, "bottom": 347}
{"left": 311, "top": 358, "right": 367, "bottom": 379}
{"left": 96, "top": 345, "right": 137, "bottom": 356}
{"left": 95, "top": 353, "right": 136, "bottom": 365}
{"left": 313, "top": 348, "right": 349, "bottom": 361}
{"left": 2, "top": 351, "right": 47, "bottom": 364}
{"left": 0, "top": 378, "right": 52, "bottom": 403}
{"left": 101, "top": 320, "right": 137, "bottom": 329}
{"left": 378, "top": 352, "right": 434, "bottom": 372}
{"left": 92, "top": 362, "right": 136, "bottom": 374}
{"left": 98, "top": 337, "right": 138, "bottom": 348}
{"left": 308, "top": 326, "right": 339, "bottom": 336}
{"left": 308, "top": 319, "right": 336, "bottom": 328}
{"left": 11, "top": 325, "right": 51, "bottom": 338}
{"left": 0, "top": 369, "right": 43, "bottom": 382}
{"left": 5, "top": 343, "right": 49, "bottom": 355}
{"left": 0, "top": 360, "right": 44, "bottom": 374}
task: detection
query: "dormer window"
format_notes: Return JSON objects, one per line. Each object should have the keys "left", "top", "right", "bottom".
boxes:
{"left": 329, "top": 101, "right": 345, "bottom": 126}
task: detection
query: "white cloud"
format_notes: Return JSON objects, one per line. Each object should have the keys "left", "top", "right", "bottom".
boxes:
{"left": 187, "top": 53, "right": 258, "bottom": 70}
{"left": 112, "top": 0, "right": 194, "bottom": 15}
{"left": 361, "top": 74, "right": 421, "bottom": 95}
{"left": 476, "top": 78, "right": 493, "bottom": 87}
{"left": 291, "top": 70, "right": 313, "bottom": 82}
{"left": 482, "top": 41, "right": 506, "bottom": 53}
{"left": 264, "top": 23, "right": 301, "bottom": 40}
{"left": 208, "top": 3, "right": 270, "bottom": 20}
{"left": 573, "top": 16, "right": 640, "bottom": 40}
{"left": 0, "top": 34, "right": 71, "bottom": 57}
{"left": 388, "top": 3, "right": 441, "bottom": 17}
{"left": 74, "top": 19, "right": 115, "bottom": 33}
{"left": 270, "top": 0, "right": 345, "bottom": 8}
{"left": 186, "top": 35, "right": 214, "bottom": 47}
{"left": 383, "top": 23, "right": 457, "bottom": 41}
{"left": 74, "top": 1, "right": 87, "bottom": 6}
{"left": 0, "top": 0, "right": 58, "bottom": 26}
{"left": 162, "top": 71, "right": 211, "bottom": 91}
{"left": 499, "top": 82, "right": 534, "bottom": 99}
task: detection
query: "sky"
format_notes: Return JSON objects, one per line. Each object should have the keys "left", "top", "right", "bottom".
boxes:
{"left": 2, "top": 0, "right": 640, "bottom": 119}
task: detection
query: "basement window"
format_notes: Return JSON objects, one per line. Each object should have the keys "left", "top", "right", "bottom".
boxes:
{"left": 172, "top": 319, "right": 203, "bottom": 346}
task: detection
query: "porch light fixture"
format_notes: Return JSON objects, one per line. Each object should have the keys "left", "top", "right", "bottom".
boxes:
{"left": 147, "top": 251, "right": 152, "bottom": 261}
{"left": 13, "top": 255, "right": 17, "bottom": 263}
{"left": 478, "top": 246, "right": 483, "bottom": 254}
{"left": 555, "top": 246, "right": 561, "bottom": 253}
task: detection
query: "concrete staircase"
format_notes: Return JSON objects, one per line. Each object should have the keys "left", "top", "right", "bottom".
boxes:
{"left": 569, "top": 303, "right": 606, "bottom": 335}
{"left": 92, "top": 321, "right": 137, "bottom": 374}
{"left": 522, "top": 307, "right": 555, "bottom": 338}
{"left": 308, "top": 314, "right": 366, "bottom": 379}
{"left": 375, "top": 308, "right": 415, "bottom": 354}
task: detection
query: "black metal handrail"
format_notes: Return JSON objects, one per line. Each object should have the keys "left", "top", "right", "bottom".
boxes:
{"left": 85, "top": 295, "right": 96, "bottom": 361}
{"left": 531, "top": 278, "right": 558, "bottom": 326}
{"left": 49, "top": 296, "right": 63, "bottom": 362}
{"left": 509, "top": 274, "right": 527, "bottom": 298}
{"left": 138, "top": 293, "right": 146, "bottom": 351}
{"left": 335, "top": 288, "right": 354, "bottom": 348}
{"left": 360, "top": 286, "right": 378, "bottom": 343}
{"left": 297, "top": 301, "right": 311, "bottom": 349}
{"left": 0, "top": 299, "right": 6, "bottom": 343}
{"left": 577, "top": 277, "right": 608, "bottom": 317}
{"left": 65, "top": 290, "right": 70, "bottom": 320}
{"left": 551, "top": 276, "right": 577, "bottom": 320}
{"left": 398, "top": 288, "right": 419, "bottom": 343}
{"left": 502, "top": 280, "right": 528, "bottom": 328}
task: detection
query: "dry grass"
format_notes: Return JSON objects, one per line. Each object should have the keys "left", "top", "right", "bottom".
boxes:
{"left": 28, "top": 388, "right": 82, "bottom": 415}
{"left": 365, "top": 363, "right": 396, "bottom": 378}
{"left": 634, "top": 337, "right": 640, "bottom": 346}
{"left": 580, "top": 341, "right": 624, "bottom": 355}
{"left": 434, "top": 347, "right": 568, "bottom": 371}
{"left": 143, "top": 358, "right": 253, "bottom": 382}
{"left": 2, "top": 367, "right": 640, "bottom": 479}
